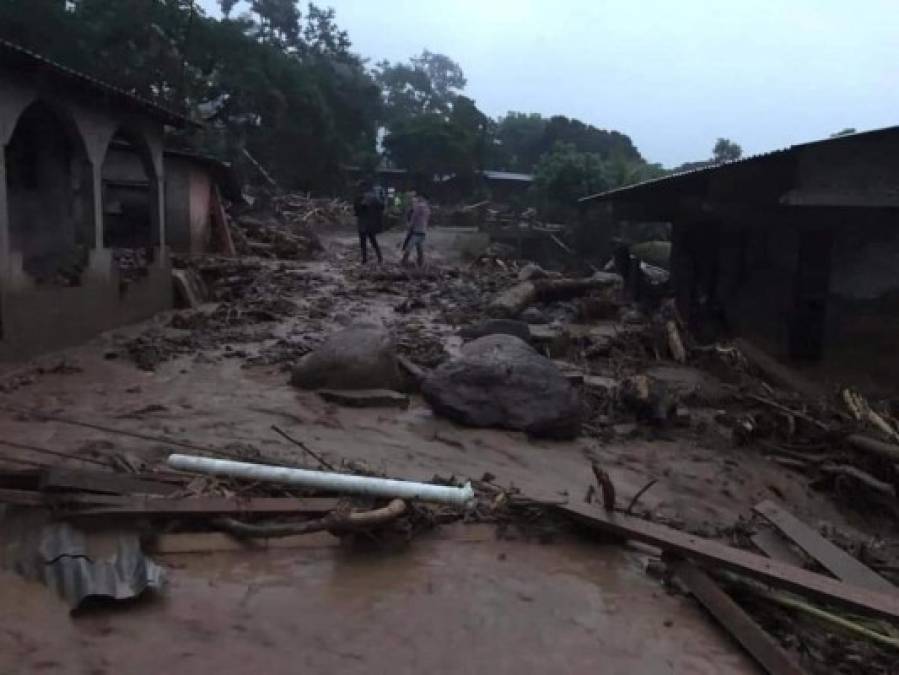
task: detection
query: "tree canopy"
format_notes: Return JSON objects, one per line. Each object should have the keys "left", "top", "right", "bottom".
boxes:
{"left": 0, "top": 1, "right": 660, "bottom": 201}
{"left": 712, "top": 137, "right": 743, "bottom": 163}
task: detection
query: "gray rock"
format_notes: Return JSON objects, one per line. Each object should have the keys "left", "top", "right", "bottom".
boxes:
{"left": 518, "top": 263, "right": 549, "bottom": 281}
{"left": 290, "top": 325, "right": 401, "bottom": 390}
{"left": 459, "top": 319, "right": 531, "bottom": 343}
{"left": 519, "top": 306, "right": 550, "bottom": 324}
{"left": 422, "top": 334, "right": 582, "bottom": 439}
{"left": 318, "top": 389, "right": 410, "bottom": 409}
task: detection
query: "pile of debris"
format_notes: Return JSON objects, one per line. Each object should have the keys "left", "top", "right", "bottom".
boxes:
{"left": 272, "top": 193, "right": 354, "bottom": 229}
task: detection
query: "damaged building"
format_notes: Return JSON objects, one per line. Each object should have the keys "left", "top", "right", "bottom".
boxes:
{"left": 580, "top": 126, "right": 899, "bottom": 391}
{"left": 0, "top": 40, "right": 234, "bottom": 360}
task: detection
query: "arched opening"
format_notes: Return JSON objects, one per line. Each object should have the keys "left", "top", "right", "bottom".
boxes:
{"left": 101, "top": 129, "right": 159, "bottom": 280}
{"left": 4, "top": 101, "right": 94, "bottom": 285}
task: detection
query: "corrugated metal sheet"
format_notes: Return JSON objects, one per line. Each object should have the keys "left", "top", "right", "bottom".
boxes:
{"left": 37, "top": 523, "right": 165, "bottom": 611}
{"left": 580, "top": 124, "right": 899, "bottom": 203}
{"left": 0, "top": 38, "right": 193, "bottom": 128}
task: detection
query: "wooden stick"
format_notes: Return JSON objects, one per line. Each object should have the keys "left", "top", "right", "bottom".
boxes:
{"left": 0, "top": 439, "right": 110, "bottom": 468}
{"left": 270, "top": 425, "right": 335, "bottom": 471}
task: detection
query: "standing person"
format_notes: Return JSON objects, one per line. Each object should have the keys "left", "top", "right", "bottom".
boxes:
{"left": 353, "top": 181, "right": 384, "bottom": 265}
{"left": 402, "top": 191, "right": 430, "bottom": 267}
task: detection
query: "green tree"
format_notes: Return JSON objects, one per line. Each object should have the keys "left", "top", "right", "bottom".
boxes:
{"left": 712, "top": 137, "right": 742, "bottom": 163}
{"left": 374, "top": 50, "right": 466, "bottom": 124}
{"left": 533, "top": 142, "right": 608, "bottom": 218}
{"left": 383, "top": 114, "right": 472, "bottom": 183}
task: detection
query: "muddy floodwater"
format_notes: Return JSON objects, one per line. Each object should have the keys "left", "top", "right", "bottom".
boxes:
{"left": 0, "top": 533, "right": 757, "bottom": 675}
{"left": 2, "top": 226, "right": 884, "bottom": 674}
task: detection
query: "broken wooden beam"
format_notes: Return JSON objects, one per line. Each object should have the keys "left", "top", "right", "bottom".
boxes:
{"left": 750, "top": 529, "right": 807, "bottom": 569}
{"left": 557, "top": 503, "right": 899, "bottom": 621}
{"left": 753, "top": 500, "right": 895, "bottom": 593}
{"left": 40, "top": 467, "right": 181, "bottom": 496}
{"left": 846, "top": 434, "right": 899, "bottom": 463}
{"left": 67, "top": 496, "right": 341, "bottom": 518}
{"left": 668, "top": 559, "right": 807, "bottom": 675}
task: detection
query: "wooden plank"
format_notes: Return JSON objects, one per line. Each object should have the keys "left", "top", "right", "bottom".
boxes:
{"left": 68, "top": 496, "right": 340, "bottom": 517}
{"left": 557, "top": 503, "right": 899, "bottom": 622}
{"left": 149, "top": 531, "right": 339, "bottom": 554}
{"left": 40, "top": 467, "right": 181, "bottom": 496}
{"left": 751, "top": 529, "right": 808, "bottom": 569}
{"left": 669, "top": 560, "right": 807, "bottom": 675}
{"left": 210, "top": 183, "right": 236, "bottom": 256}
{"left": 753, "top": 500, "right": 895, "bottom": 594}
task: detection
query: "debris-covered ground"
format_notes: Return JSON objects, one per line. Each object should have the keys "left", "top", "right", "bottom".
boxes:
{"left": 1, "top": 210, "right": 898, "bottom": 674}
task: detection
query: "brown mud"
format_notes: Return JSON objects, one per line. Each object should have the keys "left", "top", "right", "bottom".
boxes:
{"left": 0, "top": 224, "right": 894, "bottom": 674}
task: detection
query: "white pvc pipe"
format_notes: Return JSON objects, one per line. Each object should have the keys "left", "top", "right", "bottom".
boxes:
{"left": 168, "top": 454, "right": 475, "bottom": 507}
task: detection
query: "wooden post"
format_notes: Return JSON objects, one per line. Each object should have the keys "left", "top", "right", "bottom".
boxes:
{"left": 0, "top": 146, "right": 8, "bottom": 271}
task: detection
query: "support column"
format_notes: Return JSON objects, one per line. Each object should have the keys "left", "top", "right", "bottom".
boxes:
{"left": 92, "top": 161, "right": 103, "bottom": 249}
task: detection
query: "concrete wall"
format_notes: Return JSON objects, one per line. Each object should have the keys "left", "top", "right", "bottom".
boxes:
{"left": 0, "top": 65, "right": 171, "bottom": 358}
{"left": 111, "top": 150, "right": 212, "bottom": 255}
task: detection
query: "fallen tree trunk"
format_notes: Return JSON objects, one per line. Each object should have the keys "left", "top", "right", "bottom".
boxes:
{"left": 488, "top": 274, "right": 622, "bottom": 318}
{"left": 846, "top": 434, "right": 899, "bottom": 463}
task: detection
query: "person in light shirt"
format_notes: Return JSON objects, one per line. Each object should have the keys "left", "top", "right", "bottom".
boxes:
{"left": 401, "top": 191, "right": 430, "bottom": 267}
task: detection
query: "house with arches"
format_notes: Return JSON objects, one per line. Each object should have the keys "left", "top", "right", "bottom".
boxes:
{"left": 0, "top": 39, "right": 197, "bottom": 360}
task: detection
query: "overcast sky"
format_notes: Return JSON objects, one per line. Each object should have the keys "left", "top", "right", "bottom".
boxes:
{"left": 199, "top": 1, "right": 899, "bottom": 167}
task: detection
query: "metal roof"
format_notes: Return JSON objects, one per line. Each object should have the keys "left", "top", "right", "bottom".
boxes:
{"left": 0, "top": 38, "right": 194, "bottom": 128}
{"left": 482, "top": 170, "right": 534, "bottom": 182}
{"left": 579, "top": 124, "right": 899, "bottom": 203}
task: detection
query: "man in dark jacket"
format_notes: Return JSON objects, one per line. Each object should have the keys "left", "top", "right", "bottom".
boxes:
{"left": 353, "top": 182, "right": 384, "bottom": 264}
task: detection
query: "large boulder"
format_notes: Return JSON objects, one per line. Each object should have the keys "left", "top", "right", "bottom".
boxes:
{"left": 290, "top": 326, "right": 401, "bottom": 390}
{"left": 422, "top": 334, "right": 582, "bottom": 439}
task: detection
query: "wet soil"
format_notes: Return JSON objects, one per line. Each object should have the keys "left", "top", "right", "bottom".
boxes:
{"left": 0, "top": 536, "right": 757, "bottom": 675}
{"left": 0, "top": 225, "right": 891, "bottom": 673}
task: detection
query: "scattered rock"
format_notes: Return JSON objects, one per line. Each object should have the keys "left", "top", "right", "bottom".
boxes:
{"left": 459, "top": 318, "right": 531, "bottom": 343}
{"left": 519, "top": 306, "right": 550, "bottom": 324}
{"left": 318, "top": 389, "right": 410, "bottom": 409}
{"left": 290, "top": 325, "right": 402, "bottom": 391}
{"left": 619, "top": 307, "right": 645, "bottom": 324}
{"left": 422, "top": 334, "right": 582, "bottom": 439}
{"left": 518, "top": 263, "right": 549, "bottom": 281}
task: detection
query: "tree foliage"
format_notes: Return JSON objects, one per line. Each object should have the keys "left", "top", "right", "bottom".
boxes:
{"left": 712, "top": 137, "right": 742, "bottom": 163}
{"left": 0, "top": 0, "right": 380, "bottom": 192}
{"left": 533, "top": 143, "right": 608, "bottom": 218}
{"left": 0, "top": 2, "right": 658, "bottom": 204}
{"left": 494, "top": 113, "right": 644, "bottom": 173}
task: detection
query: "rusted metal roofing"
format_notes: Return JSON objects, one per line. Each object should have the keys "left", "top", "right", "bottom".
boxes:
{"left": 0, "top": 38, "right": 194, "bottom": 128}
{"left": 580, "top": 124, "right": 899, "bottom": 203}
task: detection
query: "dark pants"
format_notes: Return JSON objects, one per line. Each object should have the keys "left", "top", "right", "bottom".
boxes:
{"left": 359, "top": 231, "right": 382, "bottom": 263}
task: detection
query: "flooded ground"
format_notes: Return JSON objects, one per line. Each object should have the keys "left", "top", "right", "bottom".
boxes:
{"left": 0, "top": 225, "right": 888, "bottom": 673}
{"left": 0, "top": 534, "right": 757, "bottom": 675}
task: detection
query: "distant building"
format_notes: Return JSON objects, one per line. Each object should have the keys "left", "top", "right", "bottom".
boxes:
{"left": 580, "top": 126, "right": 899, "bottom": 391}
{"left": 0, "top": 40, "right": 233, "bottom": 360}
